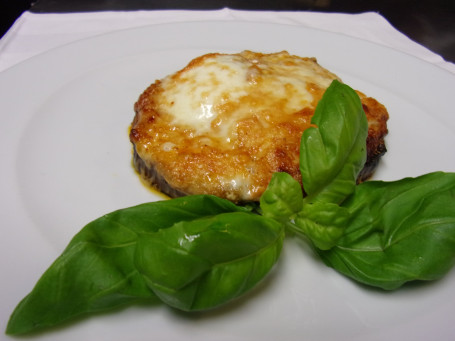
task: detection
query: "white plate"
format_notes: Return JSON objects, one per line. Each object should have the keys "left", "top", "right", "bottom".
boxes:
{"left": 1, "top": 21, "right": 455, "bottom": 341}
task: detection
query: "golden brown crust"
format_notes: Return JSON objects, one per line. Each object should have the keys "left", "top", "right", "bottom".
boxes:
{"left": 130, "top": 51, "right": 388, "bottom": 202}
{"left": 358, "top": 93, "right": 389, "bottom": 181}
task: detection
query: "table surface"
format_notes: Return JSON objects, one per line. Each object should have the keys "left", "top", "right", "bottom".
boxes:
{"left": 1, "top": 0, "right": 454, "bottom": 64}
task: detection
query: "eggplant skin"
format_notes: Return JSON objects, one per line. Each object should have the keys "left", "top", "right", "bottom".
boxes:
{"left": 130, "top": 51, "right": 389, "bottom": 202}
{"left": 132, "top": 146, "right": 187, "bottom": 199}
{"left": 358, "top": 95, "right": 389, "bottom": 183}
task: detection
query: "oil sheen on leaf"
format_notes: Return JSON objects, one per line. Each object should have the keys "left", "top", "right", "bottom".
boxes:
{"left": 136, "top": 212, "right": 285, "bottom": 311}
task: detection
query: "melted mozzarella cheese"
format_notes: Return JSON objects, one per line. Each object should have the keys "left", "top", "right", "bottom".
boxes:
{"left": 157, "top": 51, "right": 338, "bottom": 140}
{"left": 130, "top": 50, "right": 384, "bottom": 203}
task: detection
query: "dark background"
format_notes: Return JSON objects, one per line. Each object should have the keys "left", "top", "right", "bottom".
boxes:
{"left": 1, "top": 0, "right": 454, "bottom": 63}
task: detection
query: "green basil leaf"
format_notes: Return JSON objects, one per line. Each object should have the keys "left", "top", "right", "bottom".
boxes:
{"left": 6, "top": 195, "right": 248, "bottom": 335}
{"left": 293, "top": 202, "right": 349, "bottom": 250}
{"left": 300, "top": 80, "right": 368, "bottom": 204}
{"left": 317, "top": 172, "right": 455, "bottom": 290}
{"left": 6, "top": 224, "right": 156, "bottom": 336}
{"left": 136, "top": 212, "right": 284, "bottom": 311}
{"left": 260, "top": 172, "right": 303, "bottom": 223}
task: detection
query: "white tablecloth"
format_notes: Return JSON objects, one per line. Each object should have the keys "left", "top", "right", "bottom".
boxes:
{"left": 1, "top": 8, "right": 454, "bottom": 74}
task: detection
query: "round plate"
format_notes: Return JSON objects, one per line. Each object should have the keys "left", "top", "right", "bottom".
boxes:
{"left": 1, "top": 21, "right": 454, "bottom": 341}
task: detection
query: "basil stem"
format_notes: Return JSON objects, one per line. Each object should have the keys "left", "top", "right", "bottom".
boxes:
{"left": 294, "top": 202, "right": 350, "bottom": 250}
{"left": 260, "top": 172, "right": 303, "bottom": 223}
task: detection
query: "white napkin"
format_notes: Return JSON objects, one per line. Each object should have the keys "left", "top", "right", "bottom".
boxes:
{"left": 1, "top": 8, "right": 454, "bottom": 73}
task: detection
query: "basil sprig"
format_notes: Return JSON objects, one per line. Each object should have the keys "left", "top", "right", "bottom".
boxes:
{"left": 6, "top": 80, "right": 455, "bottom": 336}
{"left": 262, "top": 80, "right": 455, "bottom": 288}
{"left": 6, "top": 196, "right": 284, "bottom": 335}
{"left": 262, "top": 80, "right": 366, "bottom": 249}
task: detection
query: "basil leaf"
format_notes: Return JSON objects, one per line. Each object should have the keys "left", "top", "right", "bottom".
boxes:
{"left": 300, "top": 80, "right": 368, "bottom": 204}
{"left": 293, "top": 202, "right": 350, "bottom": 250}
{"left": 6, "top": 195, "right": 248, "bottom": 335}
{"left": 260, "top": 172, "right": 303, "bottom": 223}
{"left": 318, "top": 172, "right": 455, "bottom": 290}
{"left": 136, "top": 212, "right": 284, "bottom": 311}
{"left": 6, "top": 222, "right": 156, "bottom": 336}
